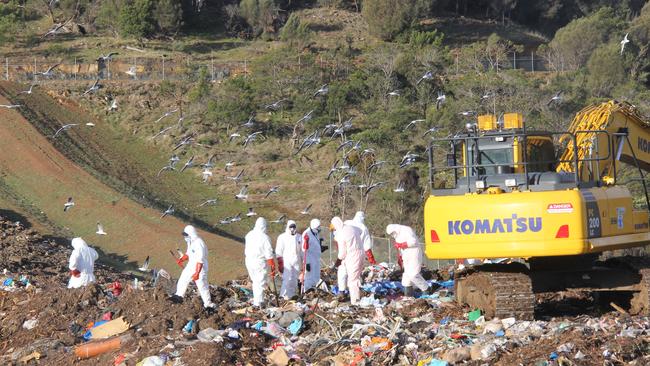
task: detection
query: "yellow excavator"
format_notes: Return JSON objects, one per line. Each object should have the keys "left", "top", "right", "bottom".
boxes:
{"left": 424, "top": 100, "right": 650, "bottom": 319}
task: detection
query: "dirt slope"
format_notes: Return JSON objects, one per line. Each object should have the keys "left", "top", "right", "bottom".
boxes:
{"left": 0, "top": 93, "right": 244, "bottom": 282}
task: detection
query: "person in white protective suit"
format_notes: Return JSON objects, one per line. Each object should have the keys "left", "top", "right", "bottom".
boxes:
{"left": 330, "top": 217, "right": 365, "bottom": 305}
{"left": 245, "top": 217, "right": 276, "bottom": 307}
{"left": 339, "top": 211, "right": 377, "bottom": 293}
{"left": 68, "top": 237, "right": 98, "bottom": 289}
{"left": 300, "top": 218, "right": 323, "bottom": 292}
{"left": 275, "top": 220, "right": 302, "bottom": 299}
{"left": 173, "top": 225, "right": 215, "bottom": 309}
{"left": 386, "top": 224, "right": 430, "bottom": 297}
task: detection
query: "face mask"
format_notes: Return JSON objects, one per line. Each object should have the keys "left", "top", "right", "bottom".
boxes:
{"left": 184, "top": 237, "right": 191, "bottom": 244}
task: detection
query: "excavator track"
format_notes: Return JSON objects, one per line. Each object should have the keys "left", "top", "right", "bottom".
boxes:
{"left": 455, "top": 263, "right": 534, "bottom": 320}
{"left": 609, "top": 256, "right": 650, "bottom": 315}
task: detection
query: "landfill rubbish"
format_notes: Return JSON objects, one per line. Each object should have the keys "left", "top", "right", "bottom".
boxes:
{"left": 1, "top": 216, "right": 650, "bottom": 365}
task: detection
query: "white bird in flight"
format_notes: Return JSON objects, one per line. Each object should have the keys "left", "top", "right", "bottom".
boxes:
{"left": 63, "top": 197, "right": 75, "bottom": 212}
{"left": 125, "top": 66, "right": 137, "bottom": 78}
{"left": 0, "top": 104, "right": 21, "bottom": 109}
{"left": 138, "top": 256, "right": 150, "bottom": 272}
{"left": 235, "top": 185, "right": 248, "bottom": 200}
{"left": 300, "top": 203, "right": 312, "bottom": 215}
{"left": 53, "top": 124, "right": 78, "bottom": 138}
{"left": 96, "top": 222, "right": 107, "bottom": 235}
{"left": 83, "top": 79, "right": 102, "bottom": 95}
{"left": 620, "top": 33, "right": 630, "bottom": 55}
{"left": 19, "top": 84, "right": 37, "bottom": 95}
{"left": 160, "top": 205, "right": 174, "bottom": 219}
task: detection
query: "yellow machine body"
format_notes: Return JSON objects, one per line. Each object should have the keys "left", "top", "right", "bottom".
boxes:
{"left": 424, "top": 101, "right": 650, "bottom": 260}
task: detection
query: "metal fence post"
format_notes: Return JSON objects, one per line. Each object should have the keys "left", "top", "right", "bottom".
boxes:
{"left": 531, "top": 51, "right": 534, "bottom": 73}
{"left": 162, "top": 56, "right": 165, "bottom": 81}
{"left": 5, "top": 58, "right": 8, "bottom": 81}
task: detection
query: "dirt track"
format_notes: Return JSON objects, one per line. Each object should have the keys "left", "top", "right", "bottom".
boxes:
{"left": 0, "top": 92, "right": 244, "bottom": 282}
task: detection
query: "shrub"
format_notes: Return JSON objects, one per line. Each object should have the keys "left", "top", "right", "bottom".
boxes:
{"left": 279, "top": 13, "right": 311, "bottom": 48}
{"left": 119, "top": 0, "right": 155, "bottom": 38}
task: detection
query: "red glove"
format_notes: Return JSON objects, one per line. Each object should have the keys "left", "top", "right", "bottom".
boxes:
{"left": 334, "top": 258, "right": 342, "bottom": 268}
{"left": 176, "top": 254, "right": 189, "bottom": 268}
{"left": 397, "top": 255, "right": 403, "bottom": 270}
{"left": 302, "top": 234, "right": 310, "bottom": 251}
{"left": 277, "top": 257, "right": 284, "bottom": 274}
{"left": 394, "top": 242, "right": 408, "bottom": 250}
{"left": 70, "top": 269, "right": 81, "bottom": 277}
{"left": 365, "top": 249, "right": 377, "bottom": 265}
{"left": 192, "top": 262, "right": 203, "bottom": 281}
{"left": 267, "top": 258, "right": 276, "bottom": 277}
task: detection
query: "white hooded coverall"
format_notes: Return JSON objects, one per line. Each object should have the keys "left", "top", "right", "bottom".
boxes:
{"left": 245, "top": 217, "right": 274, "bottom": 306}
{"left": 68, "top": 237, "right": 98, "bottom": 289}
{"left": 275, "top": 220, "right": 302, "bottom": 299}
{"left": 175, "top": 225, "right": 215, "bottom": 308}
{"left": 301, "top": 219, "right": 322, "bottom": 291}
{"left": 332, "top": 217, "right": 365, "bottom": 304}
{"left": 340, "top": 211, "right": 374, "bottom": 291}
{"left": 386, "top": 224, "right": 429, "bottom": 292}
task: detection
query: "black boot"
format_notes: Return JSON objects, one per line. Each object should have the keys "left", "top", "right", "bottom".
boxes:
{"left": 169, "top": 294, "right": 183, "bottom": 304}
{"left": 403, "top": 286, "right": 414, "bottom": 297}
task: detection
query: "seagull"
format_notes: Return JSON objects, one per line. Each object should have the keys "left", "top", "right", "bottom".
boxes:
{"left": 173, "top": 134, "right": 195, "bottom": 151}
{"left": 620, "top": 33, "right": 630, "bottom": 55}
{"left": 157, "top": 165, "right": 175, "bottom": 177}
{"left": 405, "top": 119, "right": 425, "bottom": 130}
{"left": 19, "top": 84, "right": 37, "bottom": 95}
{"left": 436, "top": 91, "right": 446, "bottom": 110}
{"left": 198, "top": 198, "right": 218, "bottom": 207}
{"left": 265, "top": 99, "right": 287, "bottom": 111}
{"left": 235, "top": 185, "right": 248, "bottom": 200}
{"left": 300, "top": 204, "right": 312, "bottom": 215}
{"left": 201, "top": 168, "right": 213, "bottom": 182}
{"left": 241, "top": 115, "right": 256, "bottom": 128}
{"left": 151, "top": 125, "right": 174, "bottom": 139}
{"left": 416, "top": 71, "right": 433, "bottom": 85}
{"left": 53, "top": 124, "right": 78, "bottom": 138}
{"left": 336, "top": 139, "right": 355, "bottom": 152}
{"left": 125, "top": 66, "right": 137, "bottom": 78}
{"left": 96, "top": 222, "right": 107, "bottom": 235}
{"left": 154, "top": 109, "right": 178, "bottom": 123}
{"left": 201, "top": 155, "right": 216, "bottom": 169}
{"left": 368, "top": 160, "right": 387, "bottom": 171}
{"left": 361, "top": 148, "right": 376, "bottom": 157}
{"left": 180, "top": 155, "right": 195, "bottom": 172}
{"left": 313, "top": 84, "right": 328, "bottom": 97}
{"left": 160, "top": 205, "right": 174, "bottom": 219}
{"left": 106, "top": 98, "right": 118, "bottom": 112}
{"left": 326, "top": 159, "right": 340, "bottom": 180}
{"left": 400, "top": 152, "right": 418, "bottom": 168}
{"left": 229, "top": 132, "right": 241, "bottom": 142}
{"left": 387, "top": 90, "right": 400, "bottom": 97}
{"left": 224, "top": 161, "right": 235, "bottom": 172}
{"left": 246, "top": 207, "right": 257, "bottom": 217}
{"left": 480, "top": 92, "right": 493, "bottom": 102}
{"left": 138, "top": 256, "right": 150, "bottom": 272}
{"left": 227, "top": 169, "right": 245, "bottom": 183}
{"left": 271, "top": 214, "right": 287, "bottom": 224}
{"left": 42, "top": 23, "right": 65, "bottom": 38}
{"left": 169, "top": 154, "right": 180, "bottom": 167}
{"left": 63, "top": 197, "right": 74, "bottom": 212}
{"left": 296, "top": 110, "right": 314, "bottom": 124}
{"left": 230, "top": 213, "right": 242, "bottom": 222}
{"left": 0, "top": 104, "right": 21, "bottom": 109}
{"left": 459, "top": 110, "right": 476, "bottom": 117}
{"left": 85, "top": 123, "right": 95, "bottom": 127}
{"left": 219, "top": 217, "right": 232, "bottom": 225}
{"left": 547, "top": 90, "right": 563, "bottom": 106}
{"left": 83, "top": 79, "right": 102, "bottom": 95}
{"left": 339, "top": 174, "right": 351, "bottom": 185}
{"left": 36, "top": 63, "right": 60, "bottom": 77}
{"left": 365, "top": 182, "right": 385, "bottom": 196}
{"left": 423, "top": 127, "right": 438, "bottom": 137}
{"left": 394, "top": 181, "right": 405, "bottom": 193}
{"left": 243, "top": 131, "right": 263, "bottom": 148}
{"left": 264, "top": 186, "right": 279, "bottom": 199}
{"left": 96, "top": 52, "right": 119, "bottom": 62}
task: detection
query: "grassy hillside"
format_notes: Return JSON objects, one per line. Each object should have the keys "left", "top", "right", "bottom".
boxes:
{"left": 0, "top": 88, "right": 245, "bottom": 283}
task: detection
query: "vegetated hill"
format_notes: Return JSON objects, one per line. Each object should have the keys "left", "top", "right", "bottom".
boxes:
{"left": 0, "top": 85, "right": 245, "bottom": 283}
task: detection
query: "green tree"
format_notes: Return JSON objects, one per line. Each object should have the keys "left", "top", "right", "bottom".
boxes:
{"left": 119, "top": 0, "right": 155, "bottom": 38}
{"left": 96, "top": 0, "right": 121, "bottom": 35}
{"left": 587, "top": 43, "right": 626, "bottom": 97}
{"left": 189, "top": 66, "right": 211, "bottom": 102}
{"left": 279, "top": 13, "right": 312, "bottom": 48}
{"left": 0, "top": 1, "right": 20, "bottom": 45}
{"left": 154, "top": 0, "right": 183, "bottom": 35}
{"left": 239, "top": 0, "right": 279, "bottom": 37}
{"left": 543, "top": 7, "right": 621, "bottom": 71}
{"left": 362, "top": 0, "right": 416, "bottom": 41}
